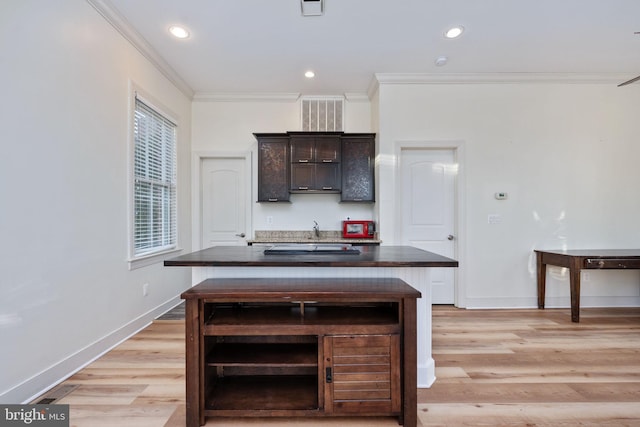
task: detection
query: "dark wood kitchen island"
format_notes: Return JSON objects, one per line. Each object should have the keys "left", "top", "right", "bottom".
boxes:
{"left": 165, "top": 245, "right": 458, "bottom": 427}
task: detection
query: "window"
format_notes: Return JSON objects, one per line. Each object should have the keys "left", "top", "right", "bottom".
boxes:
{"left": 132, "top": 96, "right": 177, "bottom": 259}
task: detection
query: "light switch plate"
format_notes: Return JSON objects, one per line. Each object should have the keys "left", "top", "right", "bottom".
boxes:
{"left": 488, "top": 214, "right": 502, "bottom": 224}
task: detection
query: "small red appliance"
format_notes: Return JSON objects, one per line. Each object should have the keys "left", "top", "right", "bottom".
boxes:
{"left": 342, "top": 220, "right": 375, "bottom": 239}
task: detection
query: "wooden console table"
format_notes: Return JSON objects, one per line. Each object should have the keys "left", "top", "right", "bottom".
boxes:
{"left": 535, "top": 249, "right": 640, "bottom": 322}
{"left": 181, "top": 277, "right": 421, "bottom": 427}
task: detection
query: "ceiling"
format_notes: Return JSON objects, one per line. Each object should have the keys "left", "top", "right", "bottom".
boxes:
{"left": 101, "top": 0, "right": 640, "bottom": 97}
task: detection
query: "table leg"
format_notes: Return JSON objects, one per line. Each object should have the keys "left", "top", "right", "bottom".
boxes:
{"left": 569, "top": 258, "right": 582, "bottom": 323}
{"left": 536, "top": 252, "right": 547, "bottom": 309}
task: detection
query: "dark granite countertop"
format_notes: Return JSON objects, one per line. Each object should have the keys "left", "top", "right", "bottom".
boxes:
{"left": 164, "top": 245, "right": 458, "bottom": 268}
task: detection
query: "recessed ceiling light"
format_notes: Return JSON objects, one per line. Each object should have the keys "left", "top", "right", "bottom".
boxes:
{"left": 169, "top": 26, "right": 190, "bottom": 39}
{"left": 444, "top": 26, "right": 464, "bottom": 39}
{"left": 305, "top": 70, "right": 315, "bottom": 78}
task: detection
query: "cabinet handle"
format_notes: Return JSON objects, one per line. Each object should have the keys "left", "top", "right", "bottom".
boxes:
{"left": 298, "top": 159, "right": 309, "bottom": 163}
{"left": 322, "top": 159, "right": 333, "bottom": 163}
{"left": 298, "top": 186, "right": 308, "bottom": 190}
{"left": 325, "top": 367, "right": 332, "bottom": 383}
{"left": 268, "top": 198, "right": 278, "bottom": 202}
{"left": 322, "top": 187, "right": 333, "bottom": 190}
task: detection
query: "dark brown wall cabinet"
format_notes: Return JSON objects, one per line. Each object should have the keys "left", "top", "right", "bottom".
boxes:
{"left": 290, "top": 134, "right": 341, "bottom": 193}
{"left": 254, "top": 132, "right": 375, "bottom": 203}
{"left": 341, "top": 134, "right": 375, "bottom": 202}
{"left": 255, "top": 134, "right": 290, "bottom": 202}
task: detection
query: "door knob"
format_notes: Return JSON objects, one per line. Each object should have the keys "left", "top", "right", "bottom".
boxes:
{"left": 236, "top": 233, "right": 246, "bottom": 238}
{"left": 447, "top": 234, "right": 455, "bottom": 241}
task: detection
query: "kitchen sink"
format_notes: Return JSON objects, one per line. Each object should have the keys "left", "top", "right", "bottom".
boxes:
{"left": 263, "top": 243, "right": 360, "bottom": 255}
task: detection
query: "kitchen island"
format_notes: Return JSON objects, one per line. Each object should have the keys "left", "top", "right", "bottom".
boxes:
{"left": 165, "top": 245, "right": 457, "bottom": 426}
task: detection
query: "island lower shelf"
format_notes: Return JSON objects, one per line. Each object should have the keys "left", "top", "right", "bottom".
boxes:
{"left": 181, "top": 277, "right": 421, "bottom": 427}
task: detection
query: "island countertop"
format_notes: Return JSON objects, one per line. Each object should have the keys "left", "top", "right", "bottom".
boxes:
{"left": 164, "top": 245, "right": 458, "bottom": 268}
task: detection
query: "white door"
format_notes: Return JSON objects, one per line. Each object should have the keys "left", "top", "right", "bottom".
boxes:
{"left": 400, "top": 148, "right": 456, "bottom": 304}
{"left": 201, "top": 157, "right": 248, "bottom": 248}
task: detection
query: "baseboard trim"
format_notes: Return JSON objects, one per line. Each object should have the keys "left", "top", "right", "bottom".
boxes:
{"left": 463, "top": 296, "right": 640, "bottom": 310}
{"left": 418, "top": 357, "right": 436, "bottom": 388}
{"left": 1, "top": 295, "right": 181, "bottom": 404}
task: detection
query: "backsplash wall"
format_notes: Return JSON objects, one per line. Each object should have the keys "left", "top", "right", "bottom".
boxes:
{"left": 255, "top": 193, "right": 375, "bottom": 233}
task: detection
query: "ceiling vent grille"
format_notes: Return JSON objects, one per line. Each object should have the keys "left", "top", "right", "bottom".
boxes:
{"left": 301, "top": 97, "right": 343, "bottom": 132}
{"left": 301, "top": 0, "right": 323, "bottom": 16}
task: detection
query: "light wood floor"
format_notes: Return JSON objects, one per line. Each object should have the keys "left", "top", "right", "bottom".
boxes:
{"left": 32, "top": 306, "right": 640, "bottom": 426}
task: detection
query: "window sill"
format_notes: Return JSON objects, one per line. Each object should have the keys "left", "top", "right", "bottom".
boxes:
{"left": 128, "top": 247, "right": 183, "bottom": 270}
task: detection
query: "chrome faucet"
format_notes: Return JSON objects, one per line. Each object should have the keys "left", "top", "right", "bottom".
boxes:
{"left": 313, "top": 220, "right": 320, "bottom": 238}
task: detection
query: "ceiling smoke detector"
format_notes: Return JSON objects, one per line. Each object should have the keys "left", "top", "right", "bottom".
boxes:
{"left": 435, "top": 56, "right": 448, "bottom": 67}
{"left": 301, "top": 0, "right": 323, "bottom": 16}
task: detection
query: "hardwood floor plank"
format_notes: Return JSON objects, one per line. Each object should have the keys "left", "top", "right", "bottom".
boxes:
{"left": 69, "top": 404, "right": 178, "bottom": 427}
{"left": 567, "top": 382, "right": 640, "bottom": 402}
{"left": 418, "top": 402, "right": 640, "bottom": 427}
{"left": 66, "top": 368, "right": 185, "bottom": 384}
{"left": 57, "top": 385, "right": 147, "bottom": 405}
{"left": 132, "top": 383, "right": 185, "bottom": 405}
{"left": 30, "top": 306, "right": 640, "bottom": 426}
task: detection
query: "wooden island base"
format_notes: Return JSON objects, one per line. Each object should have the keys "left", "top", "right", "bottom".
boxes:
{"left": 181, "top": 277, "right": 421, "bottom": 427}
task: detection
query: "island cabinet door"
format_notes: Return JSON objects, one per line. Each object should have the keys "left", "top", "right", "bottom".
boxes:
{"left": 323, "top": 335, "right": 401, "bottom": 415}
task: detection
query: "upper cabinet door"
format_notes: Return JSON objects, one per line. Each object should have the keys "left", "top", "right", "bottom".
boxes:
{"left": 290, "top": 136, "right": 340, "bottom": 163}
{"left": 290, "top": 138, "right": 315, "bottom": 163}
{"left": 290, "top": 134, "right": 342, "bottom": 192}
{"left": 341, "top": 135, "right": 375, "bottom": 202}
{"left": 314, "top": 137, "right": 341, "bottom": 163}
{"left": 255, "top": 135, "right": 290, "bottom": 202}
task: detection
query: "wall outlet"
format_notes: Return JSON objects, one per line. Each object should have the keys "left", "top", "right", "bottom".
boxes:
{"left": 582, "top": 272, "right": 590, "bottom": 282}
{"left": 142, "top": 283, "right": 149, "bottom": 297}
{"left": 266, "top": 216, "right": 274, "bottom": 225}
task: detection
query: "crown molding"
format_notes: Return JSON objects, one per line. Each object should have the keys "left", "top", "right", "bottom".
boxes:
{"left": 194, "top": 92, "right": 371, "bottom": 103}
{"left": 367, "top": 76, "right": 380, "bottom": 100}
{"left": 86, "top": 0, "right": 194, "bottom": 99}
{"left": 343, "top": 93, "right": 370, "bottom": 103}
{"left": 193, "top": 92, "right": 301, "bottom": 102}
{"left": 374, "top": 72, "right": 632, "bottom": 86}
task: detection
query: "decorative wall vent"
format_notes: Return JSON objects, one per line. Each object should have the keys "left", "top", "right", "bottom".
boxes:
{"left": 301, "top": 97, "right": 344, "bottom": 131}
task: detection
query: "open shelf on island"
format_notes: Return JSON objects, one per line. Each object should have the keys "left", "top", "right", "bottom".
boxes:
{"left": 206, "top": 375, "right": 318, "bottom": 412}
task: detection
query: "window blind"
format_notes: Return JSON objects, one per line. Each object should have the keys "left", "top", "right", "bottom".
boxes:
{"left": 133, "top": 98, "right": 177, "bottom": 257}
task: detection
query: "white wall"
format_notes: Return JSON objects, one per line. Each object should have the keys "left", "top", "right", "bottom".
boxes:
{"left": 0, "top": 1, "right": 192, "bottom": 402}
{"left": 191, "top": 97, "right": 374, "bottom": 239}
{"left": 376, "top": 81, "right": 640, "bottom": 309}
